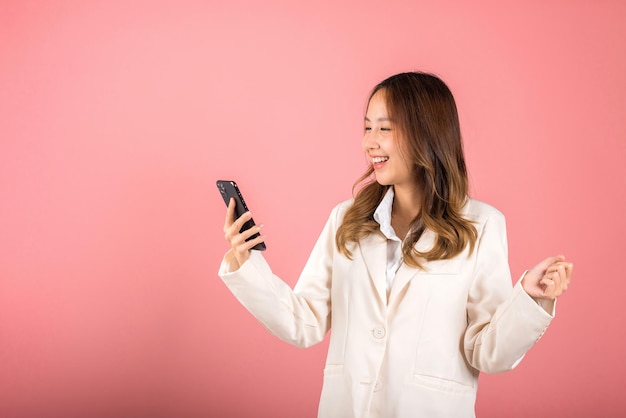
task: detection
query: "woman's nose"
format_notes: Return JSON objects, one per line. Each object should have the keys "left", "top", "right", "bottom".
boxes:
{"left": 362, "top": 132, "right": 379, "bottom": 151}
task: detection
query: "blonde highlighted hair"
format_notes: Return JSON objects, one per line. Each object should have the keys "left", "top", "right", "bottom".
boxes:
{"left": 336, "top": 72, "right": 477, "bottom": 268}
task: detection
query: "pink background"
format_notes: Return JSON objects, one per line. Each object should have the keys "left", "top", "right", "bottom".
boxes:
{"left": 1, "top": 1, "right": 625, "bottom": 417}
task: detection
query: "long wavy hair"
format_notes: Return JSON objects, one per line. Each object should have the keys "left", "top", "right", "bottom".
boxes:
{"left": 335, "top": 72, "right": 477, "bottom": 268}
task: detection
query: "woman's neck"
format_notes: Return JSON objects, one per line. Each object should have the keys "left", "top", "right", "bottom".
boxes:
{"left": 391, "top": 184, "right": 421, "bottom": 238}
{"left": 392, "top": 184, "right": 420, "bottom": 217}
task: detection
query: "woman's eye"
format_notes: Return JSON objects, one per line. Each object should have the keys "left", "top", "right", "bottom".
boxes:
{"left": 364, "top": 127, "right": 372, "bottom": 131}
{"left": 380, "top": 127, "right": 391, "bottom": 131}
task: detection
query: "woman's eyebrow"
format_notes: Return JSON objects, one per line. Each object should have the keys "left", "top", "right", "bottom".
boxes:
{"left": 364, "top": 116, "right": 392, "bottom": 122}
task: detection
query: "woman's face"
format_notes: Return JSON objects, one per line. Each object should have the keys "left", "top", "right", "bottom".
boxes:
{"left": 363, "top": 90, "right": 414, "bottom": 188}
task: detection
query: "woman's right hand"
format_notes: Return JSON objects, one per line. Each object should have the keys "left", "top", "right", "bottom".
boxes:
{"left": 223, "top": 198, "right": 265, "bottom": 269}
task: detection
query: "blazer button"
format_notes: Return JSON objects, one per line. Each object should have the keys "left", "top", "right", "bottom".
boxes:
{"left": 372, "top": 327, "right": 386, "bottom": 339}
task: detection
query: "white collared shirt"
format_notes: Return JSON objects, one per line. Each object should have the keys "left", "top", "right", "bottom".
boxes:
{"left": 373, "top": 187, "right": 405, "bottom": 292}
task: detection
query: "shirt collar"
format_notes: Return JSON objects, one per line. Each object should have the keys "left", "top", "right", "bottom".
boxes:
{"left": 373, "top": 187, "right": 402, "bottom": 242}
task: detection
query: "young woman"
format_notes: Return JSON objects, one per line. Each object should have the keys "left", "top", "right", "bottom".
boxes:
{"left": 219, "top": 72, "right": 573, "bottom": 418}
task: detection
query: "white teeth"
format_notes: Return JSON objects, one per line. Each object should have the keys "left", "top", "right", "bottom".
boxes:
{"left": 372, "top": 157, "right": 389, "bottom": 163}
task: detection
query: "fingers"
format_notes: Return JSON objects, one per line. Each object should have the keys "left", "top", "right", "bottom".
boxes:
{"left": 223, "top": 198, "right": 237, "bottom": 230}
{"left": 222, "top": 200, "right": 266, "bottom": 266}
{"left": 557, "top": 262, "right": 573, "bottom": 293}
{"left": 241, "top": 229, "right": 266, "bottom": 250}
{"left": 523, "top": 255, "right": 573, "bottom": 300}
{"left": 541, "top": 261, "right": 573, "bottom": 299}
{"left": 539, "top": 254, "right": 566, "bottom": 271}
{"left": 223, "top": 199, "right": 256, "bottom": 238}
{"left": 538, "top": 276, "right": 556, "bottom": 298}
{"left": 224, "top": 211, "right": 263, "bottom": 245}
{"left": 236, "top": 222, "right": 265, "bottom": 246}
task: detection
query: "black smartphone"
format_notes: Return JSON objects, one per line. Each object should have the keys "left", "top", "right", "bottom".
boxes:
{"left": 216, "top": 180, "right": 266, "bottom": 251}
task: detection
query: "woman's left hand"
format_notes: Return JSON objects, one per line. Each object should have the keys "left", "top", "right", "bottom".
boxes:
{"left": 522, "top": 255, "right": 574, "bottom": 300}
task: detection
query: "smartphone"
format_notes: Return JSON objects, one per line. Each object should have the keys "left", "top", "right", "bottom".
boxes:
{"left": 216, "top": 180, "right": 266, "bottom": 251}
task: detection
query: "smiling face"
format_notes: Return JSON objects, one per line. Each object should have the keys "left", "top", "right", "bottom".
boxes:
{"left": 363, "top": 89, "right": 415, "bottom": 189}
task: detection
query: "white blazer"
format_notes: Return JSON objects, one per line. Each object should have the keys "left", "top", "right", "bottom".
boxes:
{"left": 219, "top": 199, "right": 553, "bottom": 418}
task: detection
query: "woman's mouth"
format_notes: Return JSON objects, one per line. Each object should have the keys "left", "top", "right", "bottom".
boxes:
{"left": 371, "top": 156, "right": 389, "bottom": 169}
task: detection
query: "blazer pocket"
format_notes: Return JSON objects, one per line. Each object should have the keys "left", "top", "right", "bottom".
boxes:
{"left": 409, "top": 373, "right": 475, "bottom": 395}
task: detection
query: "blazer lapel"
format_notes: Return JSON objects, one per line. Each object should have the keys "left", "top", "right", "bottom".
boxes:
{"left": 388, "top": 229, "right": 436, "bottom": 304}
{"left": 358, "top": 232, "right": 388, "bottom": 306}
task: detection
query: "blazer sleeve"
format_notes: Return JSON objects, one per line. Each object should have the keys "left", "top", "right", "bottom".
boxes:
{"left": 218, "top": 203, "right": 343, "bottom": 348}
{"left": 463, "top": 209, "right": 554, "bottom": 373}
